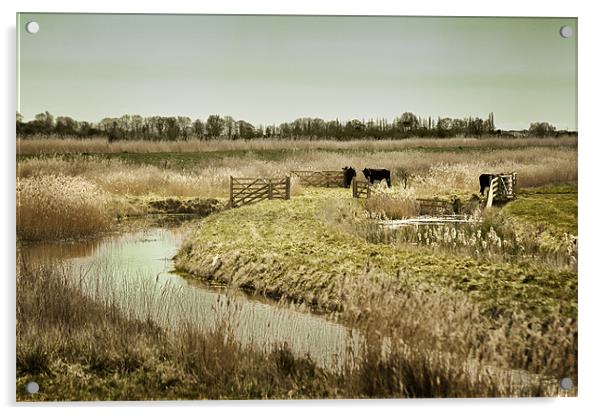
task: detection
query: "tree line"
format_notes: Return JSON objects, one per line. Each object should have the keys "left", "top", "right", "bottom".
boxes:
{"left": 16, "top": 111, "right": 572, "bottom": 140}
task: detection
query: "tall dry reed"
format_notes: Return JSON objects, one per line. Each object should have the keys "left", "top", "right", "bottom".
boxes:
{"left": 17, "top": 136, "right": 577, "bottom": 155}
{"left": 17, "top": 175, "right": 112, "bottom": 241}
{"left": 17, "top": 258, "right": 572, "bottom": 400}
{"left": 17, "top": 144, "right": 577, "bottom": 199}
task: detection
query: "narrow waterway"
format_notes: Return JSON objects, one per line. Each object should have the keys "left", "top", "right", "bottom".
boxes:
{"left": 20, "top": 216, "right": 362, "bottom": 370}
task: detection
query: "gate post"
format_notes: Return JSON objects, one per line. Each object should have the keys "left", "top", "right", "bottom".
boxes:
{"left": 229, "top": 176, "right": 234, "bottom": 208}
{"left": 285, "top": 176, "right": 291, "bottom": 200}
{"left": 268, "top": 179, "right": 273, "bottom": 200}
{"left": 486, "top": 176, "right": 498, "bottom": 208}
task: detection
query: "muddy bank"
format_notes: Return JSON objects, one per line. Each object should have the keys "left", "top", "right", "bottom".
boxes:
{"left": 146, "top": 197, "right": 224, "bottom": 215}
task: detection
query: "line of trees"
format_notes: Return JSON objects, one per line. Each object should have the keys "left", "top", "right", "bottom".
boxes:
{"left": 16, "top": 111, "right": 572, "bottom": 140}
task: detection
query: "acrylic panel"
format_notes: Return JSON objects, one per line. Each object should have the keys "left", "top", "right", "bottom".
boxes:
{"left": 16, "top": 13, "right": 578, "bottom": 401}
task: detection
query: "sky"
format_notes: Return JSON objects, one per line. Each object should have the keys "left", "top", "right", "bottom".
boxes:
{"left": 17, "top": 14, "right": 577, "bottom": 130}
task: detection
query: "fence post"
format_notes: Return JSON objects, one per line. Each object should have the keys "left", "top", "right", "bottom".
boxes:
{"left": 229, "top": 176, "right": 234, "bottom": 208}
{"left": 486, "top": 176, "right": 498, "bottom": 208}
{"left": 512, "top": 172, "right": 517, "bottom": 194}
{"left": 367, "top": 183, "right": 371, "bottom": 198}
{"left": 268, "top": 179, "right": 273, "bottom": 200}
{"left": 285, "top": 176, "right": 291, "bottom": 200}
{"left": 352, "top": 178, "right": 357, "bottom": 198}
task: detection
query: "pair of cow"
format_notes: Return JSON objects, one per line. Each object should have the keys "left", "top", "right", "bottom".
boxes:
{"left": 342, "top": 167, "right": 391, "bottom": 188}
{"left": 343, "top": 169, "right": 498, "bottom": 195}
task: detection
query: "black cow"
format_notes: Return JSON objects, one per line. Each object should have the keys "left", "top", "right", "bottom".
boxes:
{"left": 342, "top": 166, "right": 356, "bottom": 188}
{"left": 479, "top": 174, "right": 496, "bottom": 195}
{"left": 362, "top": 168, "right": 391, "bottom": 187}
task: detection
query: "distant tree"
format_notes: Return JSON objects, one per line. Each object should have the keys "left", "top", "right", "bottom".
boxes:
{"left": 223, "top": 116, "right": 235, "bottom": 139}
{"left": 484, "top": 112, "right": 496, "bottom": 134}
{"left": 436, "top": 117, "right": 454, "bottom": 137}
{"left": 279, "top": 122, "right": 292, "bottom": 139}
{"left": 29, "top": 111, "right": 55, "bottom": 135}
{"left": 16, "top": 109, "right": 528, "bottom": 141}
{"left": 529, "top": 122, "right": 556, "bottom": 138}
{"left": 176, "top": 116, "right": 191, "bottom": 139}
{"left": 265, "top": 125, "right": 274, "bottom": 138}
{"left": 237, "top": 120, "right": 255, "bottom": 139}
{"left": 55, "top": 116, "right": 78, "bottom": 136}
{"left": 311, "top": 118, "right": 326, "bottom": 138}
{"left": 35, "top": 111, "right": 54, "bottom": 127}
{"left": 399, "top": 112, "right": 419, "bottom": 133}
{"left": 16, "top": 112, "right": 24, "bottom": 135}
{"left": 452, "top": 118, "right": 466, "bottom": 136}
{"left": 131, "top": 115, "right": 144, "bottom": 138}
{"left": 205, "top": 115, "right": 225, "bottom": 138}
{"left": 192, "top": 119, "right": 205, "bottom": 139}
{"left": 345, "top": 119, "right": 366, "bottom": 137}
{"left": 165, "top": 117, "right": 180, "bottom": 141}
{"left": 466, "top": 117, "right": 485, "bottom": 137}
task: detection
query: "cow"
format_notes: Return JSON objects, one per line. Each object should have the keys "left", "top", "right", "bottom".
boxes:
{"left": 362, "top": 168, "right": 391, "bottom": 187}
{"left": 342, "top": 166, "right": 356, "bottom": 188}
{"left": 479, "top": 173, "right": 496, "bottom": 195}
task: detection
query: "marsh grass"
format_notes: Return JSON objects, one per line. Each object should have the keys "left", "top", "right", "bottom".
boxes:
{"left": 17, "top": 143, "right": 577, "bottom": 201}
{"left": 364, "top": 185, "right": 419, "bottom": 220}
{"left": 17, "top": 136, "right": 577, "bottom": 155}
{"left": 16, "top": 257, "right": 572, "bottom": 400}
{"left": 374, "top": 209, "right": 577, "bottom": 269}
{"left": 17, "top": 175, "right": 112, "bottom": 241}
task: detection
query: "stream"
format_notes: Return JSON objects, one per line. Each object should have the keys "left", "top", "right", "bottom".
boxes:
{"left": 20, "top": 216, "right": 362, "bottom": 370}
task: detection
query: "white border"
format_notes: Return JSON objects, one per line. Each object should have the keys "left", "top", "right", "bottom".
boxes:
{"left": 2, "top": 1, "right": 601, "bottom": 414}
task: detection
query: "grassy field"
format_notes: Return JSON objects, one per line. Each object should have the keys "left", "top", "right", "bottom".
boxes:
{"left": 16, "top": 137, "right": 578, "bottom": 398}
{"left": 503, "top": 183, "right": 578, "bottom": 236}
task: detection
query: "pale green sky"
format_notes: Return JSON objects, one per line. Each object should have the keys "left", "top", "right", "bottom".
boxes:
{"left": 17, "top": 14, "right": 577, "bottom": 130}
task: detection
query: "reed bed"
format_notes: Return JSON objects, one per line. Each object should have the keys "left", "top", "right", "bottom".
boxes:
{"left": 17, "top": 146, "right": 577, "bottom": 199}
{"left": 17, "top": 136, "right": 577, "bottom": 155}
{"left": 17, "top": 175, "right": 112, "bottom": 241}
{"left": 364, "top": 185, "right": 419, "bottom": 220}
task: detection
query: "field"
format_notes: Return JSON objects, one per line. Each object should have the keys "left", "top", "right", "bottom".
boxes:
{"left": 16, "top": 136, "right": 578, "bottom": 399}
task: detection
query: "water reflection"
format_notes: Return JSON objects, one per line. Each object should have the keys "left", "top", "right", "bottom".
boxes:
{"left": 20, "top": 218, "right": 361, "bottom": 369}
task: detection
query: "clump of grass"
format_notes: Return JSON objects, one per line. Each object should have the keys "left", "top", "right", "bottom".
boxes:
{"left": 17, "top": 175, "right": 112, "bottom": 241}
{"left": 376, "top": 209, "right": 576, "bottom": 269}
{"left": 364, "top": 186, "right": 419, "bottom": 220}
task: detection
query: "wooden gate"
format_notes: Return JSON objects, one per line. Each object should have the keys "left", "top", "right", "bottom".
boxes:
{"left": 416, "top": 198, "right": 454, "bottom": 215}
{"left": 230, "top": 176, "right": 291, "bottom": 208}
{"left": 291, "top": 170, "right": 345, "bottom": 187}
{"left": 486, "top": 172, "right": 517, "bottom": 208}
{"left": 352, "top": 178, "right": 371, "bottom": 198}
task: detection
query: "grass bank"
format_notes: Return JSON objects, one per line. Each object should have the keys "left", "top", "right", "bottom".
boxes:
{"left": 503, "top": 183, "right": 578, "bottom": 236}
{"left": 175, "top": 188, "right": 576, "bottom": 320}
